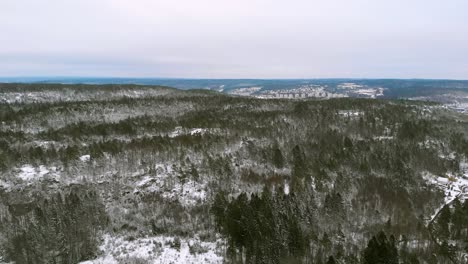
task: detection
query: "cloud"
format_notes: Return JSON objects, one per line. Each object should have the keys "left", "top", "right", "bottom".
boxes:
{"left": 0, "top": 0, "right": 467, "bottom": 78}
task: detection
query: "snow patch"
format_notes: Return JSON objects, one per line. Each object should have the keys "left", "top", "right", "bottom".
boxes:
{"left": 338, "top": 110, "right": 363, "bottom": 117}
{"left": 163, "top": 180, "right": 207, "bottom": 207}
{"left": 80, "top": 154, "right": 91, "bottom": 162}
{"left": 18, "top": 165, "right": 40, "bottom": 181}
{"left": 423, "top": 171, "right": 468, "bottom": 223}
{"left": 16, "top": 165, "right": 60, "bottom": 182}
{"left": 134, "top": 164, "right": 207, "bottom": 207}
{"left": 373, "top": 136, "right": 394, "bottom": 141}
{"left": 0, "top": 179, "right": 11, "bottom": 189}
{"left": 80, "top": 234, "right": 224, "bottom": 264}
{"left": 170, "top": 127, "right": 214, "bottom": 137}
{"left": 190, "top": 128, "right": 207, "bottom": 135}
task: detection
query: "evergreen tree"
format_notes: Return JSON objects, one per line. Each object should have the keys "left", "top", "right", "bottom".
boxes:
{"left": 450, "top": 198, "right": 464, "bottom": 239}
{"left": 291, "top": 145, "right": 307, "bottom": 192}
{"left": 326, "top": 255, "right": 337, "bottom": 264}
{"left": 190, "top": 163, "right": 200, "bottom": 181}
{"left": 363, "top": 231, "right": 398, "bottom": 264}
{"left": 273, "top": 145, "right": 284, "bottom": 169}
{"left": 437, "top": 204, "right": 451, "bottom": 239}
{"left": 212, "top": 191, "right": 228, "bottom": 232}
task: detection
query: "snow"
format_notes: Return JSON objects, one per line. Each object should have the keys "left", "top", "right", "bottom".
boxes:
{"left": 80, "top": 154, "right": 91, "bottom": 162}
{"left": 0, "top": 88, "right": 175, "bottom": 104}
{"left": 161, "top": 180, "right": 207, "bottom": 207}
{"left": 373, "top": 136, "right": 394, "bottom": 141}
{"left": 136, "top": 175, "right": 155, "bottom": 187}
{"left": 338, "top": 110, "right": 363, "bottom": 117}
{"left": 80, "top": 234, "right": 224, "bottom": 264}
{"left": 133, "top": 164, "right": 207, "bottom": 207}
{"left": 436, "top": 177, "right": 449, "bottom": 184}
{"left": 17, "top": 165, "right": 40, "bottom": 181}
{"left": 32, "top": 140, "right": 56, "bottom": 148}
{"left": 170, "top": 127, "right": 213, "bottom": 137}
{"left": 190, "top": 128, "right": 208, "bottom": 135}
{"left": 170, "top": 126, "right": 184, "bottom": 138}
{"left": 423, "top": 171, "right": 468, "bottom": 223}
{"left": 80, "top": 255, "right": 118, "bottom": 264}
{"left": 0, "top": 179, "right": 11, "bottom": 189}
{"left": 16, "top": 164, "right": 60, "bottom": 182}
{"left": 38, "top": 165, "right": 50, "bottom": 177}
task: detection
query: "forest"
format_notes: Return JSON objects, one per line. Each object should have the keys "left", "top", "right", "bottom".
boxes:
{"left": 0, "top": 83, "right": 467, "bottom": 263}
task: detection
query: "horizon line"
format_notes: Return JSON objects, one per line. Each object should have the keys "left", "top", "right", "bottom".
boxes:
{"left": 1, "top": 76, "right": 468, "bottom": 82}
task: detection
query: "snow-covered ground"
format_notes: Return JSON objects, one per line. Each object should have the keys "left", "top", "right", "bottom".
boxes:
{"left": 169, "top": 127, "right": 217, "bottom": 138}
{"left": 161, "top": 180, "right": 207, "bottom": 207}
{"left": 373, "top": 136, "right": 394, "bottom": 141}
{"left": 80, "top": 155, "right": 91, "bottom": 162}
{"left": 423, "top": 171, "right": 468, "bottom": 223}
{"left": 16, "top": 164, "right": 60, "bottom": 182}
{"left": 0, "top": 179, "right": 11, "bottom": 190}
{"left": 80, "top": 234, "right": 224, "bottom": 264}
{"left": 0, "top": 88, "right": 174, "bottom": 104}
{"left": 338, "top": 110, "right": 364, "bottom": 117}
{"left": 134, "top": 164, "right": 207, "bottom": 207}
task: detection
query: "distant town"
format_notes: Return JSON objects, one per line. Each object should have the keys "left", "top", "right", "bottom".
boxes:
{"left": 227, "top": 82, "right": 385, "bottom": 99}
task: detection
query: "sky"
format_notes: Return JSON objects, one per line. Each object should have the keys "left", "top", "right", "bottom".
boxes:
{"left": 0, "top": 0, "right": 467, "bottom": 79}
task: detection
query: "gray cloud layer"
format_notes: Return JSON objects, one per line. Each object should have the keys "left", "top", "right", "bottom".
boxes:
{"left": 1, "top": 0, "right": 467, "bottom": 78}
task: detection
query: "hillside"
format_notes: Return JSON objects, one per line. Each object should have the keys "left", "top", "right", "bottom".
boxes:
{"left": 0, "top": 84, "right": 467, "bottom": 263}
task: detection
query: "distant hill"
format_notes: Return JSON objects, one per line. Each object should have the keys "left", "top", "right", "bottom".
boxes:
{"left": 2, "top": 77, "right": 468, "bottom": 98}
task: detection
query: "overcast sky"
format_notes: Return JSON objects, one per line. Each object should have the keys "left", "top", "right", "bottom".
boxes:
{"left": 1, "top": 0, "right": 467, "bottom": 79}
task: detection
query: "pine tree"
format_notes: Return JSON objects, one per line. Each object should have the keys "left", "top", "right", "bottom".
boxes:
{"left": 437, "top": 204, "right": 451, "bottom": 239}
{"left": 190, "top": 163, "right": 200, "bottom": 181}
{"left": 291, "top": 145, "right": 307, "bottom": 192}
{"left": 273, "top": 146, "right": 284, "bottom": 169}
{"left": 450, "top": 198, "right": 464, "bottom": 239}
{"left": 363, "top": 231, "right": 398, "bottom": 264}
{"left": 212, "top": 191, "right": 228, "bottom": 232}
{"left": 326, "top": 256, "right": 337, "bottom": 264}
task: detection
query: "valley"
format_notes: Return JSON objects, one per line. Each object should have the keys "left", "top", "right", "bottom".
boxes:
{"left": 0, "top": 83, "right": 468, "bottom": 263}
